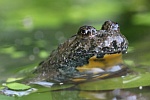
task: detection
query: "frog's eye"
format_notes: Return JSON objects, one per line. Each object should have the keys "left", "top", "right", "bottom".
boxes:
{"left": 101, "top": 20, "right": 120, "bottom": 32}
{"left": 77, "top": 26, "right": 96, "bottom": 37}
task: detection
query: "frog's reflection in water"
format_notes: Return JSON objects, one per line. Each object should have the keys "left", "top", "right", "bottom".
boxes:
{"left": 51, "top": 87, "right": 149, "bottom": 100}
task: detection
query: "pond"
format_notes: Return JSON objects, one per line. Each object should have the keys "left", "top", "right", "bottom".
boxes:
{"left": 0, "top": 22, "right": 150, "bottom": 100}
{"left": 1, "top": 0, "right": 150, "bottom": 99}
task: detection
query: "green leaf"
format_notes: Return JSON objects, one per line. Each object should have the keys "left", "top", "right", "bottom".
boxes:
{"left": 78, "top": 72, "right": 150, "bottom": 90}
{"left": 6, "top": 77, "right": 23, "bottom": 83}
{"left": 5, "top": 83, "right": 31, "bottom": 90}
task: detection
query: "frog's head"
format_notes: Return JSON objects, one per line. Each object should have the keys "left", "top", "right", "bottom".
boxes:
{"left": 76, "top": 20, "right": 128, "bottom": 58}
{"left": 99, "top": 20, "right": 128, "bottom": 55}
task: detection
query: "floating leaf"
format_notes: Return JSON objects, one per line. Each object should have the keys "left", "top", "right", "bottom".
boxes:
{"left": 5, "top": 83, "right": 31, "bottom": 90}
{"left": 6, "top": 77, "right": 23, "bottom": 83}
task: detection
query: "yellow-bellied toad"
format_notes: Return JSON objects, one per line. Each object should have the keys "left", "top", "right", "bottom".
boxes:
{"left": 34, "top": 20, "right": 128, "bottom": 82}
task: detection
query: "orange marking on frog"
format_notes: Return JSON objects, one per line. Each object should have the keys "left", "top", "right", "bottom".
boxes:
{"left": 76, "top": 53, "right": 123, "bottom": 72}
{"left": 92, "top": 73, "right": 110, "bottom": 79}
{"left": 71, "top": 78, "right": 87, "bottom": 82}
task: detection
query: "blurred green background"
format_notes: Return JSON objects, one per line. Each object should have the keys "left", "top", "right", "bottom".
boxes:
{"left": 0, "top": 0, "right": 150, "bottom": 82}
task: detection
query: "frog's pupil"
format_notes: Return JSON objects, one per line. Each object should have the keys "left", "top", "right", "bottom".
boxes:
{"left": 92, "top": 30, "right": 95, "bottom": 33}
{"left": 81, "top": 30, "right": 86, "bottom": 34}
{"left": 80, "top": 29, "right": 91, "bottom": 37}
{"left": 77, "top": 26, "right": 96, "bottom": 37}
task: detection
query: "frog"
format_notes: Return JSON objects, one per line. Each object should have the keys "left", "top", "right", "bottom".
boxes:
{"left": 34, "top": 20, "right": 128, "bottom": 83}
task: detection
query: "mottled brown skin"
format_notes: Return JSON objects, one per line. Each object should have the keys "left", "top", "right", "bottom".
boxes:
{"left": 34, "top": 20, "right": 128, "bottom": 82}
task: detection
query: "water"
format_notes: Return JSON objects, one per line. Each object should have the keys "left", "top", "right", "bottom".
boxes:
{"left": 0, "top": 24, "right": 150, "bottom": 100}
{"left": 1, "top": 46, "right": 150, "bottom": 100}
{"left": 0, "top": 0, "right": 150, "bottom": 99}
